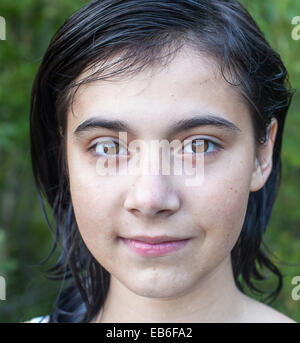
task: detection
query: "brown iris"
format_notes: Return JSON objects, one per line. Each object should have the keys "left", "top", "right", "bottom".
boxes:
{"left": 191, "top": 139, "right": 208, "bottom": 153}
{"left": 103, "top": 141, "right": 120, "bottom": 155}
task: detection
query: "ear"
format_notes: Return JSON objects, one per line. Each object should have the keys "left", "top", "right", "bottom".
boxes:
{"left": 250, "top": 118, "right": 278, "bottom": 192}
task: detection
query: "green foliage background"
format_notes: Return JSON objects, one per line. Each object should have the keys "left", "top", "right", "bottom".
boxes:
{"left": 0, "top": 0, "right": 299, "bottom": 322}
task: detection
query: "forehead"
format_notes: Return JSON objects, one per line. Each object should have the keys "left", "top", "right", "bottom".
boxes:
{"left": 67, "top": 47, "right": 252, "bottom": 138}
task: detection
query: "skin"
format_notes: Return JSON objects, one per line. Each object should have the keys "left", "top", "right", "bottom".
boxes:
{"left": 65, "top": 47, "right": 294, "bottom": 323}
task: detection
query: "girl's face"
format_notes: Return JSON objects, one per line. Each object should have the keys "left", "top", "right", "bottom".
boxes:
{"left": 66, "top": 48, "right": 276, "bottom": 298}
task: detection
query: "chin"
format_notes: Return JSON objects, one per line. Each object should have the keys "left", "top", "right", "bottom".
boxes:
{"left": 129, "top": 286, "right": 184, "bottom": 299}
{"left": 123, "top": 276, "right": 192, "bottom": 299}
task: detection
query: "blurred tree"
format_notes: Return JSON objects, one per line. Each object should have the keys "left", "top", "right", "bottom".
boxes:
{"left": 0, "top": 0, "right": 89, "bottom": 322}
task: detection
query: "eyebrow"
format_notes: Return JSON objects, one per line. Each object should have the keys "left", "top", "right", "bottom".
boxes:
{"left": 73, "top": 113, "right": 241, "bottom": 138}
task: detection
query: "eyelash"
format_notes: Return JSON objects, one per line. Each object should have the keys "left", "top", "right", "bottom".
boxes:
{"left": 87, "top": 137, "right": 223, "bottom": 158}
{"left": 87, "top": 139, "right": 126, "bottom": 158}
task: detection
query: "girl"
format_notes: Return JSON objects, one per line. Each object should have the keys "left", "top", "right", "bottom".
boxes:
{"left": 28, "top": 0, "right": 295, "bottom": 322}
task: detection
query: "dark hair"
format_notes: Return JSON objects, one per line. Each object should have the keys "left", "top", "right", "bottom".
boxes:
{"left": 30, "top": 0, "right": 294, "bottom": 322}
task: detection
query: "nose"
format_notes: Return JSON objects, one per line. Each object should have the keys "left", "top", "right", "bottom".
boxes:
{"left": 124, "top": 174, "right": 180, "bottom": 218}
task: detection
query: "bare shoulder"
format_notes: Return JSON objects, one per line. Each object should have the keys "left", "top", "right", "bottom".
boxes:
{"left": 239, "top": 293, "right": 296, "bottom": 323}
{"left": 23, "top": 315, "right": 50, "bottom": 323}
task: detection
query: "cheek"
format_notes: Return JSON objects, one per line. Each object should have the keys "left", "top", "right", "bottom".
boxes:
{"left": 69, "top": 173, "right": 122, "bottom": 267}
{"left": 208, "top": 175, "right": 250, "bottom": 227}
{"left": 191, "top": 158, "right": 253, "bottom": 251}
{"left": 67, "top": 152, "right": 120, "bottom": 246}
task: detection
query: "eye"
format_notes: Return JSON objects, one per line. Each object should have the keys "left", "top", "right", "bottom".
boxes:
{"left": 87, "top": 138, "right": 128, "bottom": 157}
{"left": 182, "top": 137, "right": 223, "bottom": 155}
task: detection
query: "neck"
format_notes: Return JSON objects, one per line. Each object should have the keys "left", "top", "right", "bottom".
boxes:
{"left": 94, "top": 255, "right": 245, "bottom": 323}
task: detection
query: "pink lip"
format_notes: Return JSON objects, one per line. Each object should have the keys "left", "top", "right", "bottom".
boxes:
{"left": 121, "top": 236, "right": 190, "bottom": 257}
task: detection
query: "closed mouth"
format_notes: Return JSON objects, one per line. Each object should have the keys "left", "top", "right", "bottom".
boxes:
{"left": 120, "top": 235, "right": 190, "bottom": 244}
{"left": 120, "top": 236, "right": 191, "bottom": 257}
